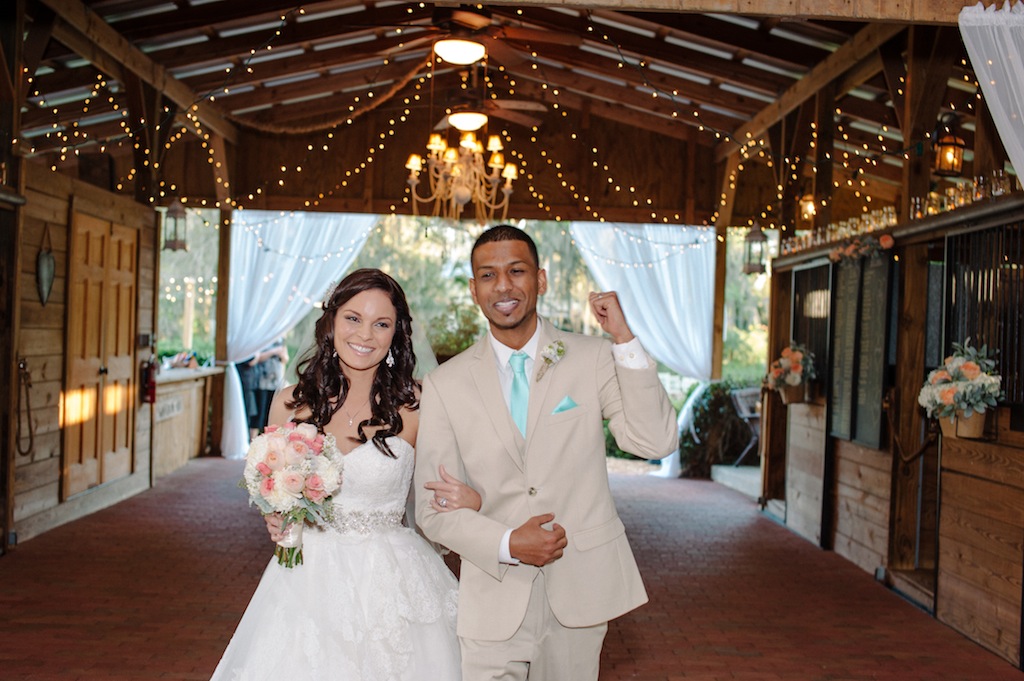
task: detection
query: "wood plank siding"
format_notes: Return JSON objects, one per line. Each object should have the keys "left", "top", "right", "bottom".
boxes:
{"left": 12, "top": 162, "right": 156, "bottom": 543}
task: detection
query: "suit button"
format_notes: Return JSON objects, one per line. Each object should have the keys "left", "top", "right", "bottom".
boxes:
{"left": 528, "top": 487, "right": 538, "bottom": 496}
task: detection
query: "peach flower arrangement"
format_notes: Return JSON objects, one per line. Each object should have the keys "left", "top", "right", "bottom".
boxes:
{"left": 917, "top": 339, "right": 1001, "bottom": 423}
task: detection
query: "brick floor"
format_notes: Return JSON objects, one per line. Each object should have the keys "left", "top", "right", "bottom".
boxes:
{"left": 0, "top": 457, "right": 1020, "bottom": 680}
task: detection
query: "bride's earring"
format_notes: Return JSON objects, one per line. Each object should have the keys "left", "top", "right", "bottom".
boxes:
{"left": 332, "top": 349, "right": 339, "bottom": 361}
{"left": 385, "top": 348, "right": 395, "bottom": 368}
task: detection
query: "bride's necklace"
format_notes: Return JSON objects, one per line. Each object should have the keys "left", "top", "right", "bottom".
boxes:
{"left": 342, "top": 396, "right": 371, "bottom": 427}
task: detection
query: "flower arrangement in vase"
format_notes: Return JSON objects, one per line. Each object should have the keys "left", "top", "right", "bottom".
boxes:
{"left": 917, "top": 338, "right": 1002, "bottom": 439}
{"left": 765, "top": 342, "right": 817, "bottom": 405}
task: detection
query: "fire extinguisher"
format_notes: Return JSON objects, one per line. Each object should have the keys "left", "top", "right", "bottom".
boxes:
{"left": 141, "top": 356, "right": 158, "bottom": 404}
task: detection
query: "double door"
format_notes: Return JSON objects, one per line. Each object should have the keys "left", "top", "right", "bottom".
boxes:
{"left": 63, "top": 211, "right": 138, "bottom": 498}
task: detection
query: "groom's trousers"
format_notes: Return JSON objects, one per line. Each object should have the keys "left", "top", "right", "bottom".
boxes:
{"left": 459, "top": 571, "right": 608, "bottom": 681}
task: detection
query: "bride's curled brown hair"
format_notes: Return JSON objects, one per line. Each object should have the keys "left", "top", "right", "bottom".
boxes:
{"left": 287, "top": 268, "right": 419, "bottom": 457}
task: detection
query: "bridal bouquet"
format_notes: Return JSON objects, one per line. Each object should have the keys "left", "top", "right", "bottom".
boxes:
{"left": 241, "top": 422, "right": 343, "bottom": 568}
{"left": 918, "top": 338, "right": 1002, "bottom": 423}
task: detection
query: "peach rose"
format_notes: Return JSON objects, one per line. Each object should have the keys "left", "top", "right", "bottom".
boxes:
{"left": 781, "top": 347, "right": 792, "bottom": 359}
{"left": 960, "top": 361, "right": 981, "bottom": 380}
{"left": 879, "top": 234, "right": 895, "bottom": 249}
{"left": 285, "top": 440, "right": 311, "bottom": 466}
{"left": 940, "top": 386, "right": 958, "bottom": 405}
{"left": 790, "top": 351, "right": 803, "bottom": 364}
{"left": 279, "top": 471, "right": 305, "bottom": 496}
{"left": 930, "top": 370, "right": 951, "bottom": 384}
{"left": 263, "top": 450, "right": 285, "bottom": 471}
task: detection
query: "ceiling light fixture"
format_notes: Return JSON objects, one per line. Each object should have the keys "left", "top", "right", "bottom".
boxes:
{"left": 406, "top": 131, "right": 518, "bottom": 222}
{"left": 433, "top": 38, "right": 486, "bottom": 65}
{"left": 447, "top": 105, "right": 488, "bottom": 132}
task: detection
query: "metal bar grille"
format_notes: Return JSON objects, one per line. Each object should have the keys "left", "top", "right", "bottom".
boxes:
{"left": 946, "top": 221, "right": 1024, "bottom": 404}
{"left": 792, "top": 264, "right": 831, "bottom": 386}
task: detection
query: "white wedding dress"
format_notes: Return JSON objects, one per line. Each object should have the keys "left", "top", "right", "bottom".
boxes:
{"left": 211, "top": 437, "right": 461, "bottom": 680}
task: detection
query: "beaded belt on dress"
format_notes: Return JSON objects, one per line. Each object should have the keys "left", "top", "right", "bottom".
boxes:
{"left": 329, "top": 509, "right": 405, "bottom": 534}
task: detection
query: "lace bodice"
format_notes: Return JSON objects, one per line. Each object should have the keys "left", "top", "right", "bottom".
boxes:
{"left": 327, "top": 437, "right": 414, "bottom": 535}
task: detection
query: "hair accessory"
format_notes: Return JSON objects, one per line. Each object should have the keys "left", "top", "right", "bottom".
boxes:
{"left": 385, "top": 348, "right": 395, "bottom": 368}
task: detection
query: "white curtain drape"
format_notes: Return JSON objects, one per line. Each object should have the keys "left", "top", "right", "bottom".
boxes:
{"left": 221, "top": 210, "right": 376, "bottom": 459}
{"left": 959, "top": 2, "right": 1024, "bottom": 177}
{"left": 569, "top": 223, "right": 716, "bottom": 380}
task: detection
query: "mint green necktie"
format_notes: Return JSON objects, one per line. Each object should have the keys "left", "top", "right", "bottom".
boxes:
{"left": 509, "top": 351, "right": 529, "bottom": 436}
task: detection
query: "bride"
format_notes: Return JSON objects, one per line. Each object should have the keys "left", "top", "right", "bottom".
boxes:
{"left": 211, "top": 269, "right": 478, "bottom": 681}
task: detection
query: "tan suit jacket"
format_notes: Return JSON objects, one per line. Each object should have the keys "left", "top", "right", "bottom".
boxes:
{"left": 414, "top": 318, "right": 678, "bottom": 641}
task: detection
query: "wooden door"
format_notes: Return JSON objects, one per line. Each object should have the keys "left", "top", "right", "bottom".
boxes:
{"left": 64, "top": 212, "right": 137, "bottom": 498}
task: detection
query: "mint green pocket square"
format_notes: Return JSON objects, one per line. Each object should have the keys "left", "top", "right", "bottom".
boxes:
{"left": 552, "top": 395, "right": 578, "bottom": 414}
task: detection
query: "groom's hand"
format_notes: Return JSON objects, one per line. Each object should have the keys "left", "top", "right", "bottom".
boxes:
{"left": 510, "top": 513, "right": 567, "bottom": 566}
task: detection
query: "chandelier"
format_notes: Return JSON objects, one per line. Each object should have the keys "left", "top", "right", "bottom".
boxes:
{"left": 405, "top": 131, "right": 518, "bottom": 222}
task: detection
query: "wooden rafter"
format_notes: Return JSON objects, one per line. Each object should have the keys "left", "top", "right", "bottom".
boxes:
{"left": 715, "top": 22, "right": 906, "bottom": 162}
{"left": 39, "top": 0, "right": 238, "bottom": 143}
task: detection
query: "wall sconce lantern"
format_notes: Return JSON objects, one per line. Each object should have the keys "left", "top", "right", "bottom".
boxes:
{"left": 934, "top": 115, "right": 966, "bottom": 177}
{"left": 743, "top": 221, "right": 768, "bottom": 275}
{"left": 162, "top": 198, "right": 188, "bottom": 251}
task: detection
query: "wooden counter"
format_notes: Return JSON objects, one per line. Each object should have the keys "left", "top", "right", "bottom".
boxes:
{"left": 152, "top": 366, "right": 223, "bottom": 478}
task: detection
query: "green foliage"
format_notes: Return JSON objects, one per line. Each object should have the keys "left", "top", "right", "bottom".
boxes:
{"left": 426, "top": 299, "right": 485, "bottom": 359}
{"left": 678, "top": 381, "right": 756, "bottom": 478}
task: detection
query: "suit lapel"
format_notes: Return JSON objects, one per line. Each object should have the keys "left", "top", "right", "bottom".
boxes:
{"left": 469, "top": 338, "right": 525, "bottom": 471}
{"left": 525, "top": 319, "right": 559, "bottom": 449}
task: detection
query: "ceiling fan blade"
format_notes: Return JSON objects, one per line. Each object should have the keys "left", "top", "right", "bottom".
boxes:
{"left": 486, "top": 108, "right": 542, "bottom": 129}
{"left": 490, "top": 99, "right": 548, "bottom": 112}
{"left": 479, "top": 37, "right": 528, "bottom": 68}
{"left": 498, "top": 26, "right": 582, "bottom": 47}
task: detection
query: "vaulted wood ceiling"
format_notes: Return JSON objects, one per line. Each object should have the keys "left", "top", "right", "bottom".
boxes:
{"left": 16, "top": 0, "right": 989, "bottom": 223}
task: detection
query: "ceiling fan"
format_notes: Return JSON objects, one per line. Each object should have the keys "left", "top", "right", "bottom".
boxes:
{"left": 426, "top": 5, "right": 582, "bottom": 58}
{"left": 433, "top": 65, "right": 548, "bottom": 131}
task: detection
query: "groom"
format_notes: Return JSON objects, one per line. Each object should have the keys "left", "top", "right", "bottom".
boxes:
{"left": 414, "top": 225, "right": 677, "bottom": 679}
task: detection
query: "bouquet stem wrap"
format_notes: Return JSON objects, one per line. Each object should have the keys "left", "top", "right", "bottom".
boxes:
{"left": 274, "top": 519, "right": 304, "bottom": 568}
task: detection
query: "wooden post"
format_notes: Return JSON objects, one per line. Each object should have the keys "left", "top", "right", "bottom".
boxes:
{"left": 208, "top": 207, "right": 232, "bottom": 456}
{"left": 711, "top": 152, "right": 741, "bottom": 379}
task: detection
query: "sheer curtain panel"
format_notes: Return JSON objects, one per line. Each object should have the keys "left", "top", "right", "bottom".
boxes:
{"left": 569, "top": 223, "right": 716, "bottom": 380}
{"left": 959, "top": 2, "right": 1024, "bottom": 178}
{"left": 222, "top": 211, "right": 376, "bottom": 459}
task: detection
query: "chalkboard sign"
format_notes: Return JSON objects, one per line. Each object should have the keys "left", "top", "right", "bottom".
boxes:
{"left": 853, "top": 255, "right": 892, "bottom": 448}
{"left": 829, "top": 259, "right": 862, "bottom": 440}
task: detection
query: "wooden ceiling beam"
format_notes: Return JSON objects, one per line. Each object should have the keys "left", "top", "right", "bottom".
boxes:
{"left": 505, "top": 0, "right": 975, "bottom": 24}
{"left": 715, "top": 22, "right": 905, "bottom": 162}
{"left": 41, "top": 0, "right": 239, "bottom": 143}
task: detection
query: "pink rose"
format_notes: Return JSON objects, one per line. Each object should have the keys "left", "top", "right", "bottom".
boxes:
{"left": 264, "top": 424, "right": 280, "bottom": 434}
{"left": 960, "top": 361, "right": 981, "bottom": 380}
{"left": 279, "top": 471, "right": 305, "bottom": 495}
{"left": 940, "top": 386, "right": 957, "bottom": 405}
{"left": 305, "top": 488, "right": 327, "bottom": 504}
{"left": 259, "top": 477, "right": 275, "bottom": 497}
{"left": 879, "top": 234, "right": 895, "bottom": 249}
{"left": 256, "top": 462, "right": 272, "bottom": 477}
{"left": 310, "top": 435, "right": 324, "bottom": 454}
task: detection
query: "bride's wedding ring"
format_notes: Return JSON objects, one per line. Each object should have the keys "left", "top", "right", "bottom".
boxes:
{"left": 439, "top": 497, "right": 448, "bottom": 508}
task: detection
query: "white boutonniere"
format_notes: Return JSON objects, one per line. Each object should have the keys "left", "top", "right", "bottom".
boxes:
{"left": 536, "top": 340, "right": 566, "bottom": 381}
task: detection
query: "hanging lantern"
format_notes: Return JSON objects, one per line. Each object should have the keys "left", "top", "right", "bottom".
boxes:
{"left": 934, "top": 131, "right": 965, "bottom": 177}
{"left": 163, "top": 198, "right": 188, "bottom": 251}
{"left": 934, "top": 114, "right": 965, "bottom": 178}
{"left": 799, "top": 192, "right": 816, "bottom": 222}
{"left": 743, "top": 221, "right": 768, "bottom": 275}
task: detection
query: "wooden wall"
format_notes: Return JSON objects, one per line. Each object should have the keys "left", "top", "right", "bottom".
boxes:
{"left": 832, "top": 439, "right": 890, "bottom": 573}
{"left": 11, "top": 161, "right": 156, "bottom": 543}
{"left": 784, "top": 403, "right": 826, "bottom": 545}
{"left": 937, "top": 420, "right": 1024, "bottom": 665}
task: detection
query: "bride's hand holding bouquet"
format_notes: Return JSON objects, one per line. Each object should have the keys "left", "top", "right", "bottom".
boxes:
{"left": 241, "top": 421, "right": 343, "bottom": 568}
